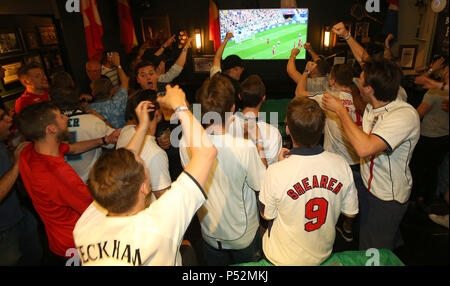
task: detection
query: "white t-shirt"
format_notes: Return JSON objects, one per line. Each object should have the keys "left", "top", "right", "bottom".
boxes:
{"left": 420, "top": 89, "right": 449, "bottom": 138}
{"left": 73, "top": 172, "right": 206, "bottom": 266}
{"left": 228, "top": 112, "right": 282, "bottom": 166}
{"left": 64, "top": 110, "right": 115, "bottom": 183}
{"left": 116, "top": 125, "right": 171, "bottom": 192}
{"left": 309, "top": 90, "right": 362, "bottom": 165}
{"left": 260, "top": 147, "right": 358, "bottom": 266}
{"left": 102, "top": 65, "right": 119, "bottom": 88}
{"left": 179, "top": 133, "right": 266, "bottom": 250}
{"left": 360, "top": 98, "right": 420, "bottom": 203}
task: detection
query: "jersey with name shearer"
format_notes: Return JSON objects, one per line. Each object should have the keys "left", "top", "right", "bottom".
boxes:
{"left": 259, "top": 146, "right": 358, "bottom": 266}
{"left": 360, "top": 97, "right": 420, "bottom": 203}
{"left": 73, "top": 171, "right": 206, "bottom": 266}
{"left": 64, "top": 110, "right": 116, "bottom": 183}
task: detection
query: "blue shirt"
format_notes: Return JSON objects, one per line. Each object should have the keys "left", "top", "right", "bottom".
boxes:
{"left": 0, "top": 142, "right": 24, "bottom": 231}
{"left": 88, "top": 87, "right": 128, "bottom": 129}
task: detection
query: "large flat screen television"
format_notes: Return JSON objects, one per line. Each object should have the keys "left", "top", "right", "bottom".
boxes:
{"left": 219, "top": 8, "right": 309, "bottom": 60}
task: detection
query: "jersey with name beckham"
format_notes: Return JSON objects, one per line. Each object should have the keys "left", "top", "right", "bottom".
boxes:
{"left": 73, "top": 172, "right": 206, "bottom": 266}
{"left": 259, "top": 146, "right": 359, "bottom": 266}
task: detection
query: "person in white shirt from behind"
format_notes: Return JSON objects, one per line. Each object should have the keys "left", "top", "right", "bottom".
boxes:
{"left": 73, "top": 86, "right": 217, "bottom": 266}
{"left": 116, "top": 89, "right": 171, "bottom": 203}
{"left": 228, "top": 74, "right": 282, "bottom": 165}
{"left": 179, "top": 74, "right": 267, "bottom": 266}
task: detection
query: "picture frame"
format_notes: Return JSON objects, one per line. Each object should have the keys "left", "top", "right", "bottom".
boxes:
{"left": 38, "top": 26, "right": 59, "bottom": 46}
{"left": 355, "top": 22, "right": 370, "bottom": 39}
{"left": 1, "top": 60, "right": 23, "bottom": 85}
{"left": 141, "top": 15, "right": 171, "bottom": 43}
{"left": 0, "top": 29, "right": 25, "bottom": 59}
{"left": 24, "top": 30, "right": 40, "bottom": 50}
{"left": 399, "top": 45, "right": 418, "bottom": 69}
{"left": 192, "top": 55, "right": 214, "bottom": 73}
{"left": 24, "top": 54, "right": 44, "bottom": 66}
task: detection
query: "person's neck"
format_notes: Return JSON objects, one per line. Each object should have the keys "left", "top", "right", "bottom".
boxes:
{"left": 27, "top": 87, "right": 45, "bottom": 95}
{"left": 108, "top": 201, "right": 145, "bottom": 217}
{"left": 334, "top": 84, "right": 352, "bottom": 93}
{"left": 33, "top": 137, "right": 61, "bottom": 157}
{"left": 241, "top": 106, "right": 260, "bottom": 117}
{"left": 370, "top": 95, "right": 391, "bottom": 109}
{"left": 104, "top": 62, "right": 113, "bottom": 69}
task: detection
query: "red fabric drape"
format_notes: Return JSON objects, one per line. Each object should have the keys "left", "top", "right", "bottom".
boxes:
{"left": 209, "top": 0, "right": 221, "bottom": 51}
{"left": 118, "top": 0, "right": 138, "bottom": 54}
{"left": 81, "top": 0, "right": 104, "bottom": 61}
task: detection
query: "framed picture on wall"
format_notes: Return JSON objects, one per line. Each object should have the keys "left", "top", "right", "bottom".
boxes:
{"left": 1, "top": 61, "right": 23, "bottom": 85}
{"left": 38, "top": 26, "right": 59, "bottom": 46}
{"left": 24, "top": 31, "right": 40, "bottom": 50}
{"left": 355, "top": 22, "right": 370, "bottom": 39}
{"left": 0, "top": 29, "right": 25, "bottom": 59}
{"left": 141, "top": 15, "right": 171, "bottom": 43}
{"left": 192, "top": 55, "right": 214, "bottom": 73}
{"left": 24, "top": 54, "right": 43, "bottom": 66}
{"left": 399, "top": 45, "right": 418, "bottom": 69}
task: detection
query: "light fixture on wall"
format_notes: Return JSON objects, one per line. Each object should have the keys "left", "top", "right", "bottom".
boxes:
{"left": 322, "top": 26, "right": 332, "bottom": 50}
{"left": 195, "top": 28, "right": 202, "bottom": 52}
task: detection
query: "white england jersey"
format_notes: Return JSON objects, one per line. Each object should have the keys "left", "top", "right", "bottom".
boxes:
{"left": 228, "top": 112, "right": 282, "bottom": 166}
{"left": 179, "top": 133, "right": 266, "bottom": 250}
{"left": 73, "top": 172, "right": 205, "bottom": 266}
{"left": 360, "top": 98, "right": 420, "bottom": 203}
{"left": 65, "top": 110, "right": 115, "bottom": 183}
{"left": 309, "top": 91, "right": 362, "bottom": 165}
{"left": 116, "top": 125, "right": 171, "bottom": 192}
{"left": 260, "top": 147, "right": 358, "bottom": 266}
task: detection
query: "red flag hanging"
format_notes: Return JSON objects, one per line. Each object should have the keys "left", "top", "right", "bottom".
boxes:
{"left": 81, "top": 0, "right": 104, "bottom": 61}
{"left": 118, "top": 0, "right": 138, "bottom": 54}
{"left": 209, "top": 0, "right": 221, "bottom": 51}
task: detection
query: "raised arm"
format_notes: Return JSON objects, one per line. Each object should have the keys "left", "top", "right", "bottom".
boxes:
{"left": 154, "top": 34, "right": 176, "bottom": 57}
{"left": 126, "top": 101, "right": 155, "bottom": 154}
{"left": 304, "top": 43, "right": 321, "bottom": 62}
{"left": 212, "top": 32, "right": 234, "bottom": 75}
{"left": 112, "top": 52, "right": 129, "bottom": 90}
{"left": 333, "top": 22, "right": 370, "bottom": 67}
{"left": 287, "top": 48, "right": 302, "bottom": 84}
{"left": 174, "top": 37, "right": 192, "bottom": 68}
{"left": 322, "top": 93, "right": 387, "bottom": 158}
{"left": 295, "top": 61, "right": 317, "bottom": 97}
{"left": 157, "top": 85, "right": 217, "bottom": 188}
{"left": 383, "top": 34, "right": 394, "bottom": 61}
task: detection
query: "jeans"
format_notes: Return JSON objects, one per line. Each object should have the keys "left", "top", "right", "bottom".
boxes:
{"left": 203, "top": 230, "right": 262, "bottom": 266}
{"left": 0, "top": 209, "right": 43, "bottom": 266}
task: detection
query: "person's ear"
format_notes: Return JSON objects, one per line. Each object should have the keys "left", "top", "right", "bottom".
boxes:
{"left": 238, "top": 93, "right": 242, "bottom": 100}
{"left": 262, "top": 95, "right": 266, "bottom": 102}
{"left": 231, "top": 104, "right": 236, "bottom": 113}
{"left": 47, "top": 124, "right": 57, "bottom": 136}
{"left": 139, "top": 181, "right": 151, "bottom": 197}
{"left": 286, "top": 124, "right": 290, "bottom": 136}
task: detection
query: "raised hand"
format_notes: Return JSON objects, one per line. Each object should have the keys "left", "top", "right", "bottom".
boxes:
{"left": 291, "top": 48, "right": 300, "bottom": 58}
{"left": 332, "top": 22, "right": 348, "bottom": 38}
{"left": 156, "top": 85, "right": 187, "bottom": 110}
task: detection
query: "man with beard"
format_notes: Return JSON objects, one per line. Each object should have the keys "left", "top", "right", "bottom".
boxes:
{"left": 15, "top": 63, "right": 50, "bottom": 114}
{"left": 15, "top": 101, "right": 119, "bottom": 263}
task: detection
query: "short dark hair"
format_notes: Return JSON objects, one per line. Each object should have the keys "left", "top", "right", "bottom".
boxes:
{"left": 15, "top": 101, "right": 59, "bottom": 142}
{"left": 196, "top": 74, "right": 235, "bottom": 125}
{"left": 222, "top": 55, "right": 244, "bottom": 71}
{"left": 18, "top": 63, "right": 43, "bottom": 80}
{"left": 330, "top": 64, "right": 354, "bottom": 87}
{"left": 315, "top": 59, "right": 331, "bottom": 76}
{"left": 134, "top": 61, "right": 157, "bottom": 79}
{"left": 88, "top": 148, "right": 146, "bottom": 214}
{"left": 362, "top": 59, "right": 403, "bottom": 102}
{"left": 50, "top": 87, "right": 80, "bottom": 111}
{"left": 92, "top": 77, "right": 113, "bottom": 101}
{"left": 239, "top": 74, "right": 266, "bottom": 108}
{"left": 126, "top": 89, "right": 158, "bottom": 122}
{"left": 287, "top": 97, "right": 325, "bottom": 148}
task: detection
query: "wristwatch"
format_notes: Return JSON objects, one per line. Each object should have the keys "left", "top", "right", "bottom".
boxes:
{"left": 343, "top": 33, "right": 351, "bottom": 41}
{"left": 174, "top": 105, "right": 189, "bottom": 115}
